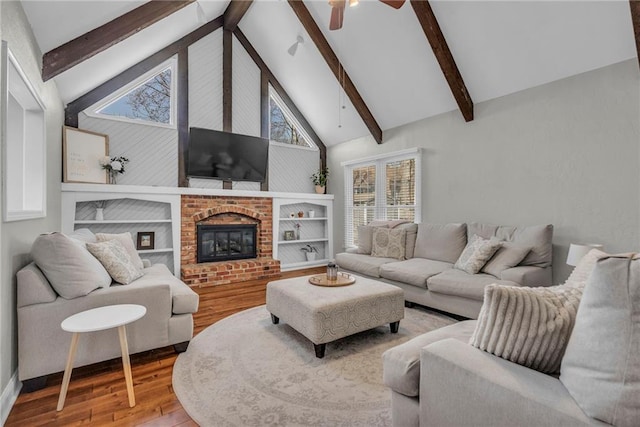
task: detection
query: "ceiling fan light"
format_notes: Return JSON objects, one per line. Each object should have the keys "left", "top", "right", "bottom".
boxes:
{"left": 288, "top": 35, "right": 304, "bottom": 56}
{"left": 349, "top": 0, "right": 359, "bottom": 7}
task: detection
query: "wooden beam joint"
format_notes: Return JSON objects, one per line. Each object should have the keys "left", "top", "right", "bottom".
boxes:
{"left": 224, "top": 0, "right": 254, "bottom": 31}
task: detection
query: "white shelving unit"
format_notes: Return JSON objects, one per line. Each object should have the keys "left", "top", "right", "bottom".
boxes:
{"left": 61, "top": 188, "right": 181, "bottom": 275}
{"left": 273, "top": 198, "right": 333, "bottom": 271}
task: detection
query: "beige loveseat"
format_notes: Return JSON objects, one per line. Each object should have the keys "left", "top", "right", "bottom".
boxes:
{"left": 17, "top": 230, "right": 199, "bottom": 391}
{"left": 336, "top": 222, "right": 553, "bottom": 318}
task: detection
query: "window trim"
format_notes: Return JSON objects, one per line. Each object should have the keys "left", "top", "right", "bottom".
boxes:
{"left": 342, "top": 148, "right": 421, "bottom": 249}
{"left": 85, "top": 57, "right": 177, "bottom": 129}
{"left": 268, "top": 85, "right": 318, "bottom": 150}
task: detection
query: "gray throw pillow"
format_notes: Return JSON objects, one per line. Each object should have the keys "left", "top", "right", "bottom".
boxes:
{"left": 31, "top": 232, "right": 111, "bottom": 299}
{"left": 481, "top": 242, "right": 530, "bottom": 278}
{"left": 96, "top": 232, "right": 144, "bottom": 270}
{"left": 470, "top": 283, "right": 582, "bottom": 374}
{"left": 371, "top": 228, "right": 406, "bottom": 260}
{"left": 454, "top": 235, "right": 502, "bottom": 274}
{"left": 86, "top": 240, "right": 144, "bottom": 285}
{"left": 355, "top": 225, "right": 377, "bottom": 254}
{"left": 413, "top": 223, "right": 467, "bottom": 263}
{"left": 560, "top": 254, "right": 640, "bottom": 426}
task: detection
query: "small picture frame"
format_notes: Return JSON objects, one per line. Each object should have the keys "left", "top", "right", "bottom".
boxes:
{"left": 283, "top": 230, "right": 295, "bottom": 241}
{"left": 137, "top": 231, "right": 155, "bottom": 250}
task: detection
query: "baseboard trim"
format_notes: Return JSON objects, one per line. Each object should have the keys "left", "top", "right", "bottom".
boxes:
{"left": 1, "top": 371, "right": 21, "bottom": 425}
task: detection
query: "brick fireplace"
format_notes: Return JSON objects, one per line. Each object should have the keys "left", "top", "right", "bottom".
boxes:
{"left": 181, "top": 195, "right": 280, "bottom": 286}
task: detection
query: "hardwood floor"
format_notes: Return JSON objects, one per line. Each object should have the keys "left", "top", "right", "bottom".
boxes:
{"left": 5, "top": 267, "right": 324, "bottom": 426}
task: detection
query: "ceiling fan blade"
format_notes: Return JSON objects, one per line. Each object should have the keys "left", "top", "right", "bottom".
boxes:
{"left": 329, "top": 1, "right": 346, "bottom": 30}
{"left": 379, "top": 0, "right": 405, "bottom": 9}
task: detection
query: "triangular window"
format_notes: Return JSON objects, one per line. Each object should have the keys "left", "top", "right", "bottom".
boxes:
{"left": 87, "top": 59, "right": 176, "bottom": 128}
{"left": 269, "top": 86, "right": 315, "bottom": 148}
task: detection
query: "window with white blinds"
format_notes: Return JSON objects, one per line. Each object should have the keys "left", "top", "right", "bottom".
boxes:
{"left": 343, "top": 148, "right": 421, "bottom": 248}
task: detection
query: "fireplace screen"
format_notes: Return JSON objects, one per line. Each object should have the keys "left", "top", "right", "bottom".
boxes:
{"left": 197, "top": 224, "right": 257, "bottom": 263}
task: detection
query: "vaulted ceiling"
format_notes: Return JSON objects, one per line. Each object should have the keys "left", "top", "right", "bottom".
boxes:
{"left": 21, "top": 0, "right": 639, "bottom": 146}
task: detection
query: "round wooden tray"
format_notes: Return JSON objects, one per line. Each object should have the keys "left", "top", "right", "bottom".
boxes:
{"left": 308, "top": 273, "right": 355, "bottom": 287}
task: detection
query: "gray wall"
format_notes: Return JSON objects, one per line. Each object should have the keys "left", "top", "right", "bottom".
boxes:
{"left": 328, "top": 59, "right": 640, "bottom": 283}
{"left": 0, "top": 1, "right": 64, "bottom": 394}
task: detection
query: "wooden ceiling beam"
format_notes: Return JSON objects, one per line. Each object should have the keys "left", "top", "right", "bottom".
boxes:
{"left": 42, "top": 0, "right": 195, "bottom": 81}
{"left": 631, "top": 0, "right": 640, "bottom": 69}
{"left": 287, "top": 0, "right": 383, "bottom": 144}
{"left": 410, "top": 0, "right": 473, "bottom": 122}
{"left": 224, "top": 0, "right": 254, "bottom": 31}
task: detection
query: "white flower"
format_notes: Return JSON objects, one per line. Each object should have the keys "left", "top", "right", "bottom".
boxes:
{"left": 110, "top": 161, "right": 123, "bottom": 171}
{"left": 99, "top": 156, "right": 111, "bottom": 166}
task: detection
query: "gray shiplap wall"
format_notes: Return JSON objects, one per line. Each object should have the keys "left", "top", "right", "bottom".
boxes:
{"left": 79, "top": 113, "right": 178, "bottom": 187}
{"left": 79, "top": 28, "right": 319, "bottom": 193}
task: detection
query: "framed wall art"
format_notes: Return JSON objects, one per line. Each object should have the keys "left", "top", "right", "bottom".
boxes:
{"left": 63, "top": 126, "right": 109, "bottom": 183}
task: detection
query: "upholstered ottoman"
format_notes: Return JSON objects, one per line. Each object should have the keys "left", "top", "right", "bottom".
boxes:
{"left": 266, "top": 274, "right": 405, "bottom": 358}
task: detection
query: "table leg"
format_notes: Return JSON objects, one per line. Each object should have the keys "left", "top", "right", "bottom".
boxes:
{"left": 118, "top": 325, "right": 136, "bottom": 407}
{"left": 57, "top": 332, "right": 80, "bottom": 411}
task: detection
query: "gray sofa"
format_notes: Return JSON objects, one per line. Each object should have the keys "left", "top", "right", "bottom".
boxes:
{"left": 383, "top": 321, "right": 605, "bottom": 427}
{"left": 336, "top": 222, "right": 553, "bottom": 318}
{"left": 17, "top": 235, "right": 199, "bottom": 390}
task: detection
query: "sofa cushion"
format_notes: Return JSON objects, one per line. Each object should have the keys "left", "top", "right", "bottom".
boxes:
{"left": 427, "top": 269, "right": 518, "bottom": 301}
{"left": 468, "top": 223, "right": 553, "bottom": 268}
{"left": 398, "top": 223, "right": 418, "bottom": 259}
{"left": 87, "top": 240, "right": 144, "bottom": 285}
{"left": 31, "top": 232, "right": 111, "bottom": 299}
{"left": 413, "top": 223, "right": 467, "bottom": 263}
{"left": 481, "top": 242, "right": 530, "bottom": 278}
{"left": 454, "top": 235, "right": 502, "bottom": 274}
{"left": 135, "top": 264, "right": 199, "bottom": 314}
{"left": 560, "top": 254, "right": 640, "bottom": 426}
{"left": 380, "top": 258, "right": 453, "bottom": 288}
{"left": 371, "top": 228, "right": 406, "bottom": 260}
{"left": 470, "top": 283, "right": 583, "bottom": 374}
{"left": 16, "top": 263, "right": 57, "bottom": 308}
{"left": 96, "top": 232, "right": 144, "bottom": 270}
{"left": 335, "top": 252, "right": 396, "bottom": 278}
{"left": 383, "top": 320, "right": 477, "bottom": 397}
{"left": 564, "top": 248, "right": 607, "bottom": 288}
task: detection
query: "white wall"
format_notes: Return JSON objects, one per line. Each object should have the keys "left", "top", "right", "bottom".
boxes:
{"left": 328, "top": 59, "right": 640, "bottom": 283}
{"left": 0, "top": 0, "right": 64, "bottom": 408}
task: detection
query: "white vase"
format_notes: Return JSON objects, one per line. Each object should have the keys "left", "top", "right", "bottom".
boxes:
{"left": 306, "top": 252, "right": 316, "bottom": 262}
{"left": 95, "top": 208, "right": 104, "bottom": 221}
{"left": 308, "top": 210, "right": 315, "bottom": 218}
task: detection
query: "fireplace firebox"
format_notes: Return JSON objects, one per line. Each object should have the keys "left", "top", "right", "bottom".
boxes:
{"left": 197, "top": 224, "right": 257, "bottom": 263}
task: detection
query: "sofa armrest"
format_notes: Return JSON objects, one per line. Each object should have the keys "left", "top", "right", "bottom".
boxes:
{"left": 17, "top": 263, "right": 57, "bottom": 308}
{"left": 419, "top": 339, "right": 603, "bottom": 427}
{"left": 500, "top": 265, "right": 552, "bottom": 287}
{"left": 142, "top": 259, "right": 152, "bottom": 268}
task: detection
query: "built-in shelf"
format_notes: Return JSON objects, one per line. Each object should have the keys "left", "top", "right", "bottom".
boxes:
{"left": 281, "top": 259, "right": 330, "bottom": 271}
{"left": 74, "top": 219, "right": 172, "bottom": 224}
{"left": 279, "top": 238, "right": 329, "bottom": 245}
{"left": 138, "top": 248, "right": 173, "bottom": 254}
{"left": 279, "top": 217, "right": 328, "bottom": 221}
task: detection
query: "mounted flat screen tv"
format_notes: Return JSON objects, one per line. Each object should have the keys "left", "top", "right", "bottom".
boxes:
{"left": 187, "top": 127, "right": 269, "bottom": 182}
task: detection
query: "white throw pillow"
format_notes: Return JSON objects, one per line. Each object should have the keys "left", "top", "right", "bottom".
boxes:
{"left": 96, "top": 232, "right": 144, "bottom": 271}
{"left": 371, "top": 228, "right": 406, "bottom": 260}
{"left": 31, "top": 232, "right": 111, "bottom": 299}
{"left": 470, "top": 283, "right": 582, "bottom": 374}
{"left": 454, "top": 235, "right": 502, "bottom": 274}
{"left": 87, "top": 240, "right": 144, "bottom": 285}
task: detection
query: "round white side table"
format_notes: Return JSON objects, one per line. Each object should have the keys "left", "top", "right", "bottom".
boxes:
{"left": 56, "top": 304, "right": 146, "bottom": 412}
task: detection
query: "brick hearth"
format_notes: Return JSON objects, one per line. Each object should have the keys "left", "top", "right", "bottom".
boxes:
{"left": 181, "top": 195, "right": 280, "bottom": 286}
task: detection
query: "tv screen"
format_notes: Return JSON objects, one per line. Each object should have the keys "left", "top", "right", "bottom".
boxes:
{"left": 187, "top": 127, "right": 269, "bottom": 182}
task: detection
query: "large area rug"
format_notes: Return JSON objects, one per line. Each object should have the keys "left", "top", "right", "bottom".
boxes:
{"left": 173, "top": 305, "right": 455, "bottom": 426}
